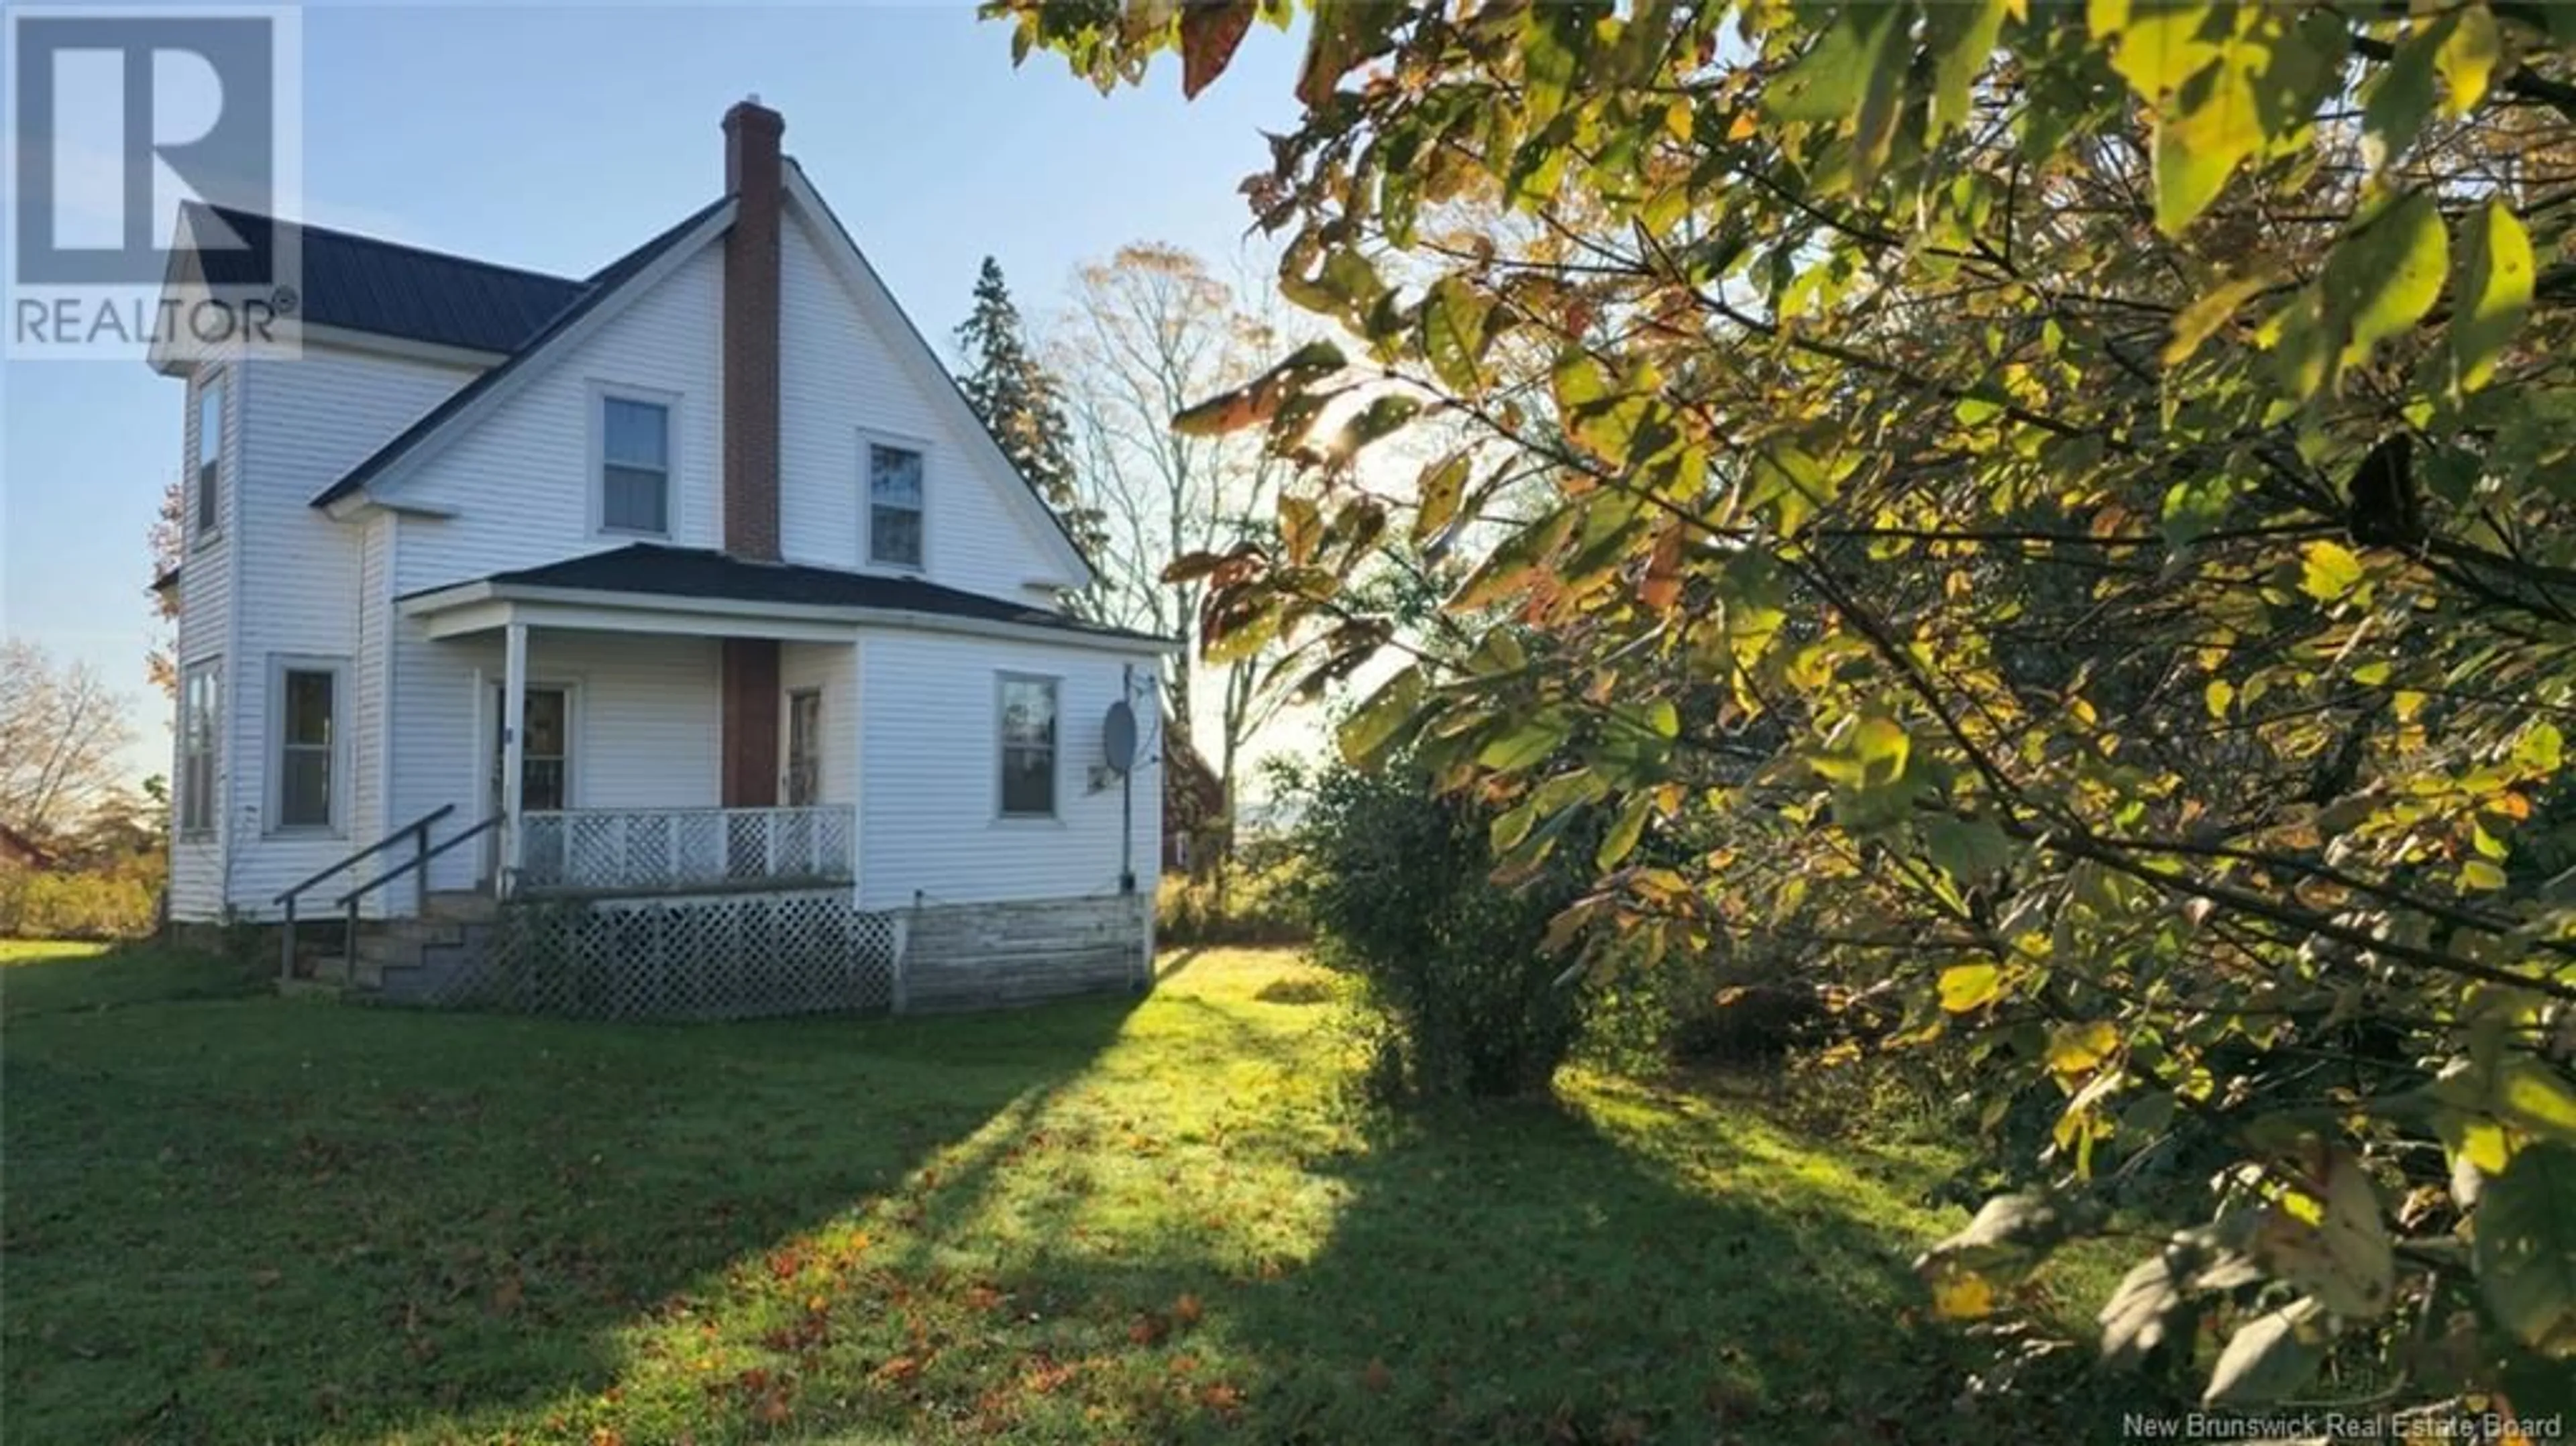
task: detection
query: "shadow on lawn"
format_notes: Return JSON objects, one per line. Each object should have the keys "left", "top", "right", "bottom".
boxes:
{"left": 1210, "top": 1098, "right": 1947, "bottom": 1433}
{"left": 0, "top": 937, "right": 269, "bottom": 1016}
{"left": 1194, "top": 1101, "right": 1980, "bottom": 1445}
{"left": 0, "top": 940, "right": 1136, "bottom": 1445}
{"left": 871, "top": 1083, "right": 2137, "bottom": 1445}
{"left": 829, "top": 1068, "right": 2019, "bottom": 1443}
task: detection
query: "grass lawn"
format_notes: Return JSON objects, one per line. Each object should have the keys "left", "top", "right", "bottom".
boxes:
{"left": 3, "top": 938, "right": 2147, "bottom": 1444}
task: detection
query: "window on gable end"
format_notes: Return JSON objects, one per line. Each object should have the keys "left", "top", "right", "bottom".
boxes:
{"left": 600, "top": 395, "right": 671, "bottom": 535}
{"left": 868, "top": 441, "right": 924, "bottom": 569}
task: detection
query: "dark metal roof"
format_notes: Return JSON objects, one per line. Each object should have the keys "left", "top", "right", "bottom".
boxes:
{"left": 407, "top": 543, "right": 1168, "bottom": 645}
{"left": 178, "top": 202, "right": 584, "bottom": 355}
{"left": 308, "top": 197, "right": 732, "bottom": 510}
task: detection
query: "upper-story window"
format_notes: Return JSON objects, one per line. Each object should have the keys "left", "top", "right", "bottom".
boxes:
{"left": 600, "top": 394, "right": 671, "bottom": 535}
{"left": 868, "top": 441, "right": 924, "bottom": 569}
{"left": 192, "top": 375, "right": 224, "bottom": 544}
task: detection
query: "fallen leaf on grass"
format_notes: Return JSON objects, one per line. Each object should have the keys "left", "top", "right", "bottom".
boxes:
{"left": 1023, "top": 1356, "right": 1078, "bottom": 1394}
{"left": 1173, "top": 1292, "right": 1203, "bottom": 1325}
{"left": 875, "top": 1355, "right": 922, "bottom": 1385}
{"left": 1362, "top": 1358, "right": 1393, "bottom": 1393}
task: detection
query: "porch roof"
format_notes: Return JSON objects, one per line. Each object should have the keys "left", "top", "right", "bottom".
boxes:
{"left": 397, "top": 543, "right": 1175, "bottom": 651}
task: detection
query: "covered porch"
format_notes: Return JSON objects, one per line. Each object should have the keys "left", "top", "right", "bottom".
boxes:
{"left": 398, "top": 560, "right": 865, "bottom": 901}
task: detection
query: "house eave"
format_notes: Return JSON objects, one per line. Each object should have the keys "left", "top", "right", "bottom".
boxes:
{"left": 323, "top": 494, "right": 460, "bottom": 522}
{"left": 398, "top": 580, "right": 1179, "bottom": 655}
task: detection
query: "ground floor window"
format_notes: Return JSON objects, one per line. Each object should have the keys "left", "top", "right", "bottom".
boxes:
{"left": 178, "top": 659, "right": 221, "bottom": 836}
{"left": 998, "top": 673, "right": 1058, "bottom": 818}
{"left": 270, "top": 659, "right": 346, "bottom": 832}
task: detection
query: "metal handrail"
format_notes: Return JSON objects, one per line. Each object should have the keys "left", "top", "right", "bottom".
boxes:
{"left": 273, "top": 803, "right": 457, "bottom": 981}
{"left": 272, "top": 803, "right": 455, "bottom": 906}
{"left": 334, "top": 813, "right": 502, "bottom": 910}
{"left": 331, "top": 813, "right": 504, "bottom": 979}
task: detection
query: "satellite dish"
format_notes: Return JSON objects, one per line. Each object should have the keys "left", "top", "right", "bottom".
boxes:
{"left": 1102, "top": 700, "right": 1139, "bottom": 773}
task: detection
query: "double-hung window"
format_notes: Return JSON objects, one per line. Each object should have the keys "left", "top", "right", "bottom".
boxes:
{"left": 178, "top": 661, "right": 221, "bottom": 836}
{"left": 998, "top": 674, "right": 1058, "bottom": 818}
{"left": 272, "top": 659, "right": 344, "bottom": 832}
{"left": 193, "top": 376, "right": 224, "bottom": 543}
{"left": 600, "top": 394, "right": 671, "bottom": 535}
{"left": 868, "top": 441, "right": 924, "bottom": 569}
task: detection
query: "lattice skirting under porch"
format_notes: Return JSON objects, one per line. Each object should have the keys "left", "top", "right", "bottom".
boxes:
{"left": 386, "top": 890, "right": 902, "bottom": 1020}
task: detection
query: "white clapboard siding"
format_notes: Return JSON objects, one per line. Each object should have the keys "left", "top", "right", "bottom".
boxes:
{"left": 166, "top": 351, "right": 240, "bottom": 919}
{"left": 386, "top": 630, "right": 725, "bottom": 895}
{"left": 389, "top": 245, "right": 724, "bottom": 595}
{"left": 209, "top": 345, "right": 477, "bottom": 915}
{"left": 857, "top": 630, "right": 1162, "bottom": 911}
{"left": 779, "top": 209, "right": 1069, "bottom": 604}
{"left": 163, "top": 183, "right": 1136, "bottom": 924}
{"left": 352, "top": 514, "right": 386, "bottom": 854}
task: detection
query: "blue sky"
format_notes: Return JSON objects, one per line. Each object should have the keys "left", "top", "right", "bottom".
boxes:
{"left": 0, "top": 2, "right": 1301, "bottom": 779}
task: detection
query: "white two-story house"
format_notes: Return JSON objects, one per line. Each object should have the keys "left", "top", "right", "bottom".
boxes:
{"left": 150, "top": 101, "right": 1167, "bottom": 1013}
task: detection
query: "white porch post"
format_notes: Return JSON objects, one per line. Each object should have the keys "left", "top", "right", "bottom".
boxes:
{"left": 500, "top": 620, "right": 528, "bottom": 893}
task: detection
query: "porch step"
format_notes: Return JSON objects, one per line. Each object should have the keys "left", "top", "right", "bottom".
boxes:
{"left": 423, "top": 890, "right": 500, "bottom": 923}
{"left": 356, "top": 920, "right": 468, "bottom": 962}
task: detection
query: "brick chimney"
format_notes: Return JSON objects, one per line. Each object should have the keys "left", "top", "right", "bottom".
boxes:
{"left": 721, "top": 97, "right": 784, "bottom": 561}
{"left": 720, "top": 98, "right": 785, "bottom": 809}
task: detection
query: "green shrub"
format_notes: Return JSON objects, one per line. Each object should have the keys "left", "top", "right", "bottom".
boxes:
{"left": 0, "top": 860, "right": 162, "bottom": 941}
{"left": 1298, "top": 757, "right": 1590, "bottom": 1099}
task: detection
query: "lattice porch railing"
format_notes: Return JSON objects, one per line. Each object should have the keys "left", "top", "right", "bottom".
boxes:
{"left": 517, "top": 805, "right": 855, "bottom": 895}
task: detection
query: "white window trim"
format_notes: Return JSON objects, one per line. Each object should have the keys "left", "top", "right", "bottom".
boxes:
{"left": 176, "top": 657, "right": 222, "bottom": 840}
{"left": 994, "top": 670, "right": 1063, "bottom": 824}
{"left": 191, "top": 370, "right": 225, "bottom": 551}
{"left": 266, "top": 655, "right": 351, "bottom": 838}
{"left": 588, "top": 380, "right": 682, "bottom": 540}
{"left": 861, "top": 428, "right": 931, "bottom": 574}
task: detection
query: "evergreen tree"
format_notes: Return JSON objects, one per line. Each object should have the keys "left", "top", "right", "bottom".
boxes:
{"left": 954, "top": 258, "right": 1105, "bottom": 569}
